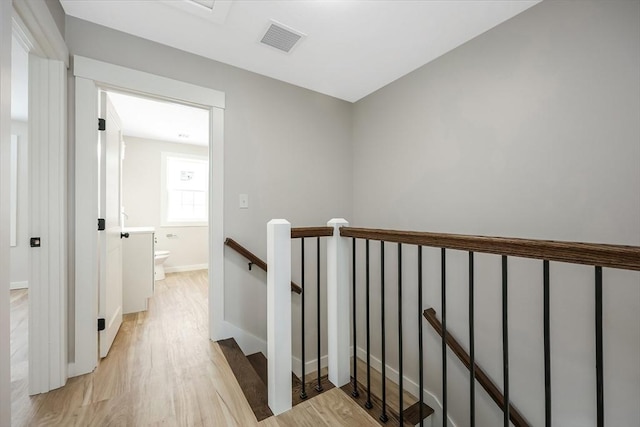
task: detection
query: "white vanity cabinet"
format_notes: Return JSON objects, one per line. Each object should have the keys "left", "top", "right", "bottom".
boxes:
{"left": 122, "top": 227, "right": 155, "bottom": 314}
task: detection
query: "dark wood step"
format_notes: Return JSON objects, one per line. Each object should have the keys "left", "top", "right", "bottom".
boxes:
{"left": 341, "top": 379, "right": 433, "bottom": 427}
{"left": 217, "top": 339, "right": 273, "bottom": 421}
{"left": 246, "top": 352, "right": 268, "bottom": 385}
{"left": 246, "top": 351, "right": 335, "bottom": 407}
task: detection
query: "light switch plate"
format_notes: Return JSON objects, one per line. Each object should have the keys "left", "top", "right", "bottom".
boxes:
{"left": 239, "top": 194, "right": 249, "bottom": 209}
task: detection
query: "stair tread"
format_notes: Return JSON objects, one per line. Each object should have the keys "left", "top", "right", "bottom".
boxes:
{"left": 246, "top": 352, "right": 268, "bottom": 385}
{"left": 217, "top": 339, "right": 273, "bottom": 421}
{"left": 341, "top": 379, "right": 433, "bottom": 427}
{"left": 404, "top": 400, "right": 435, "bottom": 425}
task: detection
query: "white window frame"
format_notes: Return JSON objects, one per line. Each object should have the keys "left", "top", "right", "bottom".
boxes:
{"left": 160, "top": 151, "right": 209, "bottom": 227}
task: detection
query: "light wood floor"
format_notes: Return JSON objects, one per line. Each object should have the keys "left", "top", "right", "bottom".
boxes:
{"left": 11, "top": 271, "right": 377, "bottom": 426}
{"left": 10, "top": 288, "right": 29, "bottom": 425}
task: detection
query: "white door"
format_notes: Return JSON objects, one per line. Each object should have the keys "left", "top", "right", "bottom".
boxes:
{"left": 98, "top": 92, "right": 124, "bottom": 358}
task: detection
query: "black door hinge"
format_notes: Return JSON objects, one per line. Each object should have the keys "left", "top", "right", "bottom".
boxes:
{"left": 98, "top": 318, "right": 106, "bottom": 331}
{"left": 98, "top": 218, "right": 105, "bottom": 231}
{"left": 98, "top": 118, "right": 106, "bottom": 131}
{"left": 30, "top": 237, "right": 41, "bottom": 248}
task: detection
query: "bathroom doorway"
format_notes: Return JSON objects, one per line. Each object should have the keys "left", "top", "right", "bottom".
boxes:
{"left": 74, "top": 57, "right": 225, "bottom": 376}
{"left": 103, "top": 89, "right": 211, "bottom": 355}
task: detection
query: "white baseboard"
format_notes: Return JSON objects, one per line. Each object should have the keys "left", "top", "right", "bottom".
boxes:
{"left": 221, "top": 320, "right": 330, "bottom": 381}
{"left": 165, "top": 264, "right": 208, "bottom": 274}
{"left": 67, "top": 362, "right": 77, "bottom": 378}
{"left": 10, "top": 281, "right": 28, "bottom": 290}
{"left": 222, "top": 321, "right": 267, "bottom": 356}
{"left": 292, "top": 354, "right": 328, "bottom": 379}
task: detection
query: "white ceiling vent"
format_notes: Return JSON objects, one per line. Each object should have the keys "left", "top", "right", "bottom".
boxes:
{"left": 189, "top": 0, "right": 215, "bottom": 10}
{"left": 260, "top": 21, "right": 305, "bottom": 53}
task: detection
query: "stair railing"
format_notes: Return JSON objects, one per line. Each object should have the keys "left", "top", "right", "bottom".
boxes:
{"left": 340, "top": 227, "right": 640, "bottom": 427}
{"left": 224, "top": 237, "right": 302, "bottom": 294}
{"left": 289, "top": 226, "right": 334, "bottom": 401}
{"left": 265, "top": 221, "right": 639, "bottom": 425}
{"left": 264, "top": 220, "right": 348, "bottom": 415}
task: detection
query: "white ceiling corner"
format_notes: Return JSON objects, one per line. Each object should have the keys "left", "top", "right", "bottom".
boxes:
{"left": 60, "top": 1, "right": 541, "bottom": 102}
{"left": 107, "top": 91, "right": 209, "bottom": 146}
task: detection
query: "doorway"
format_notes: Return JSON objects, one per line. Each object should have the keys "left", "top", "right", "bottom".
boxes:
{"left": 73, "top": 56, "right": 226, "bottom": 377}
{"left": 99, "top": 89, "right": 211, "bottom": 357}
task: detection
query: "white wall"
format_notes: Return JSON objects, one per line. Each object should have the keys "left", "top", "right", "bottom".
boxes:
{"left": 352, "top": 1, "right": 639, "bottom": 426}
{"left": 0, "top": 0, "right": 12, "bottom": 423}
{"left": 10, "top": 120, "right": 29, "bottom": 288}
{"left": 65, "top": 17, "right": 353, "bottom": 354}
{"left": 122, "top": 136, "right": 209, "bottom": 271}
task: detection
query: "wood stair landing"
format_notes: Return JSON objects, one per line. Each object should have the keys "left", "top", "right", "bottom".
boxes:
{"left": 342, "top": 381, "right": 433, "bottom": 427}
{"left": 218, "top": 338, "right": 335, "bottom": 422}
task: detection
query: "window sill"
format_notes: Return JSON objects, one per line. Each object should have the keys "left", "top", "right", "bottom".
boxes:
{"left": 160, "top": 222, "right": 208, "bottom": 228}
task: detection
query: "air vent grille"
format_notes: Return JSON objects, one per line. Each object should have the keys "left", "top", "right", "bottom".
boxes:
{"left": 189, "top": 0, "right": 215, "bottom": 10}
{"left": 260, "top": 22, "right": 304, "bottom": 53}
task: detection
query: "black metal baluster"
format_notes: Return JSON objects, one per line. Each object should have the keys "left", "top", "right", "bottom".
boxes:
{"left": 595, "top": 266, "right": 603, "bottom": 427}
{"left": 352, "top": 238, "right": 359, "bottom": 397}
{"left": 365, "top": 239, "right": 372, "bottom": 409}
{"left": 300, "top": 238, "right": 307, "bottom": 399}
{"left": 398, "top": 243, "right": 404, "bottom": 425}
{"left": 418, "top": 246, "right": 424, "bottom": 427}
{"left": 441, "top": 248, "right": 447, "bottom": 427}
{"left": 316, "top": 237, "right": 323, "bottom": 392}
{"left": 469, "top": 251, "right": 475, "bottom": 427}
{"left": 544, "top": 260, "right": 551, "bottom": 427}
{"left": 379, "top": 241, "right": 388, "bottom": 422}
{"left": 502, "top": 256, "right": 509, "bottom": 427}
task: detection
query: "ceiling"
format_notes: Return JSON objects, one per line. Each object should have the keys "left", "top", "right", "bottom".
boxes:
{"left": 60, "top": 0, "right": 541, "bottom": 103}
{"left": 107, "top": 91, "right": 210, "bottom": 146}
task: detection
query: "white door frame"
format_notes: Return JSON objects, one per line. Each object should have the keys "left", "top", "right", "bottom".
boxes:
{"left": 0, "top": 3, "right": 13, "bottom": 424}
{"left": 12, "top": 0, "right": 69, "bottom": 399}
{"left": 73, "top": 56, "right": 226, "bottom": 376}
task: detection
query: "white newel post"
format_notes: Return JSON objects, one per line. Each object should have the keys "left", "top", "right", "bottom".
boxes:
{"left": 327, "top": 218, "right": 351, "bottom": 387}
{"left": 267, "top": 219, "right": 292, "bottom": 415}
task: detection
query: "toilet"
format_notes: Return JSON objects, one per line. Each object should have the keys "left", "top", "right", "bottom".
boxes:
{"left": 154, "top": 250, "right": 171, "bottom": 281}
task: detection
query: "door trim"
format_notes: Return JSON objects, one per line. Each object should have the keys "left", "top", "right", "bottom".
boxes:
{"left": 1, "top": 2, "right": 13, "bottom": 424}
{"left": 12, "top": 0, "right": 68, "bottom": 67}
{"left": 9, "top": 0, "right": 69, "bottom": 399}
{"left": 73, "top": 56, "right": 226, "bottom": 376}
{"left": 28, "top": 55, "right": 68, "bottom": 395}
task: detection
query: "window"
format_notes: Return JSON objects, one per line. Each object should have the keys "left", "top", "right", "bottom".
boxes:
{"left": 161, "top": 152, "right": 208, "bottom": 226}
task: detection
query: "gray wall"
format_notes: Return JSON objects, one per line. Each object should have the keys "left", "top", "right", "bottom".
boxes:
{"left": 44, "top": 0, "right": 65, "bottom": 38}
{"left": 122, "top": 136, "right": 209, "bottom": 270}
{"left": 10, "top": 120, "right": 28, "bottom": 287}
{"left": 63, "top": 1, "right": 640, "bottom": 424}
{"left": 352, "top": 1, "right": 639, "bottom": 426}
{"left": 65, "top": 16, "right": 353, "bottom": 351}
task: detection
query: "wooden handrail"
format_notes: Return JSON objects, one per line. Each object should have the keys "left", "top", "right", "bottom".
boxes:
{"left": 291, "top": 226, "right": 334, "bottom": 239}
{"left": 424, "top": 308, "right": 530, "bottom": 427}
{"left": 341, "top": 227, "right": 640, "bottom": 271}
{"left": 224, "top": 238, "right": 302, "bottom": 294}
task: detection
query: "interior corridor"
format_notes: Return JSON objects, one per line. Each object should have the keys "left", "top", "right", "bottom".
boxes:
{"left": 10, "top": 271, "right": 376, "bottom": 426}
